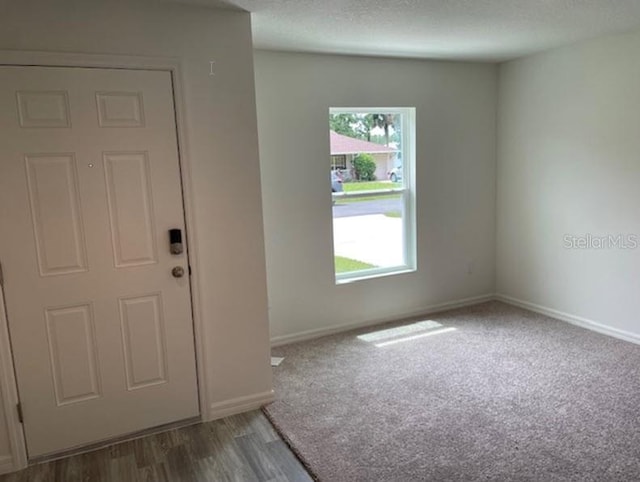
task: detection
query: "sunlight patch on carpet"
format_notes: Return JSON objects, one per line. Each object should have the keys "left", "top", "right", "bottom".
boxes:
{"left": 374, "top": 327, "right": 457, "bottom": 347}
{"left": 357, "top": 320, "right": 444, "bottom": 343}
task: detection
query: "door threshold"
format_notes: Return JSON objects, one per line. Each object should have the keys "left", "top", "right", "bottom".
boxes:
{"left": 29, "top": 415, "right": 201, "bottom": 465}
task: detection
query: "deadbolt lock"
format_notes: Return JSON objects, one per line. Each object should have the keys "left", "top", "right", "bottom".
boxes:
{"left": 169, "top": 229, "right": 184, "bottom": 255}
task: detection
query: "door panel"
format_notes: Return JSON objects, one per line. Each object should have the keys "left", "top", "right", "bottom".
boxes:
{"left": 25, "top": 153, "right": 88, "bottom": 276}
{"left": 0, "top": 66, "right": 199, "bottom": 457}
{"left": 119, "top": 293, "right": 168, "bottom": 390}
{"left": 45, "top": 303, "right": 101, "bottom": 406}
{"left": 103, "top": 151, "right": 158, "bottom": 267}
{"left": 16, "top": 90, "right": 71, "bottom": 128}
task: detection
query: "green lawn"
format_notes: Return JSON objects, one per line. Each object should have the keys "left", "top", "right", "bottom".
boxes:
{"left": 342, "top": 181, "right": 398, "bottom": 192}
{"left": 383, "top": 210, "right": 402, "bottom": 218}
{"left": 335, "top": 181, "right": 402, "bottom": 204}
{"left": 334, "top": 256, "right": 377, "bottom": 273}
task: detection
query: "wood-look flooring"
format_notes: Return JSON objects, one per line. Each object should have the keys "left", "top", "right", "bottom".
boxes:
{"left": 0, "top": 410, "right": 313, "bottom": 482}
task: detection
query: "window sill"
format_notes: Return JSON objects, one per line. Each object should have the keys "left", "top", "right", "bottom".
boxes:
{"left": 335, "top": 266, "right": 416, "bottom": 285}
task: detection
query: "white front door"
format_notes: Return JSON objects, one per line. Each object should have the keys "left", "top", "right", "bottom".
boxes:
{"left": 0, "top": 66, "right": 199, "bottom": 457}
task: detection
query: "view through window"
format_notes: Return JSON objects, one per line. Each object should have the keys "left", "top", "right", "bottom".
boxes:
{"left": 330, "top": 108, "right": 416, "bottom": 282}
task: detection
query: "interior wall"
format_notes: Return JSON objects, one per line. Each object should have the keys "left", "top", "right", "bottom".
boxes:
{"left": 255, "top": 50, "right": 498, "bottom": 341}
{"left": 0, "top": 0, "right": 272, "bottom": 419}
{"left": 497, "top": 29, "right": 640, "bottom": 338}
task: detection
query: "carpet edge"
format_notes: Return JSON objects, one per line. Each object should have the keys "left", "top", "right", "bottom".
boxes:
{"left": 262, "top": 405, "right": 322, "bottom": 482}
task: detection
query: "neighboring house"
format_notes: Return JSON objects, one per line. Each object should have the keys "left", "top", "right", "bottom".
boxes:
{"left": 330, "top": 130, "right": 397, "bottom": 181}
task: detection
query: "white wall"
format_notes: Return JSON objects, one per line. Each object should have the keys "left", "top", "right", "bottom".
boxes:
{"left": 255, "top": 51, "right": 497, "bottom": 341}
{"left": 497, "top": 30, "right": 640, "bottom": 338}
{"left": 0, "top": 0, "right": 272, "bottom": 433}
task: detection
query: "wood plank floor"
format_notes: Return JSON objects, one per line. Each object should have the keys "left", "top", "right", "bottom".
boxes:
{"left": 0, "top": 410, "right": 313, "bottom": 482}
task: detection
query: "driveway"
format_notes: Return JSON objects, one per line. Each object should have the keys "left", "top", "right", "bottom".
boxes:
{"left": 333, "top": 214, "right": 404, "bottom": 267}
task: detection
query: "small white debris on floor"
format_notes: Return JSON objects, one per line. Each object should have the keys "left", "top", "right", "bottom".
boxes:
{"left": 271, "top": 356, "right": 284, "bottom": 367}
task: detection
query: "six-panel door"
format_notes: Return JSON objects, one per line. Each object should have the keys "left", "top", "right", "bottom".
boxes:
{"left": 0, "top": 66, "right": 199, "bottom": 457}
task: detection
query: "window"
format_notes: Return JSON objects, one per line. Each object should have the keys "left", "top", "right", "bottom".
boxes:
{"left": 329, "top": 107, "right": 416, "bottom": 282}
{"left": 331, "top": 155, "right": 347, "bottom": 170}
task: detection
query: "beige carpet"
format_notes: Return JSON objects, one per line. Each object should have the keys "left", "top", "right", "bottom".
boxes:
{"left": 265, "top": 301, "right": 640, "bottom": 481}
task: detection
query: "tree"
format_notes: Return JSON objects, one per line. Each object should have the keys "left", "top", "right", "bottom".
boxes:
{"left": 330, "top": 113, "right": 397, "bottom": 146}
{"left": 371, "top": 113, "right": 396, "bottom": 146}
{"left": 330, "top": 113, "right": 359, "bottom": 137}
{"left": 352, "top": 153, "right": 376, "bottom": 181}
{"left": 330, "top": 114, "right": 372, "bottom": 141}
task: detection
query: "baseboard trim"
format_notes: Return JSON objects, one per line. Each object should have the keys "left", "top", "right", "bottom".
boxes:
{"left": 496, "top": 294, "right": 640, "bottom": 345}
{"left": 0, "top": 455, "right": 15, "bottom": 475}
{"left": 208, "top": 390, "right": 275, "bottom": 421}
{"left": 270, "top": 293, "right": 495, "bottom": 347}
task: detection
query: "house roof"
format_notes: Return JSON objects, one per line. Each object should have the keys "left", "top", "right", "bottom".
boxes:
{"left": 330, "top": 131, "right": 396, "bottom": 155}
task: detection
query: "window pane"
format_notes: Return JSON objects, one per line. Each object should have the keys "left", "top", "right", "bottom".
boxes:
{"left": 329, "top": 108, "right": 415, "bottom": 280}
{"left": 333, "top": 194, "right": 405, "bottom": 273}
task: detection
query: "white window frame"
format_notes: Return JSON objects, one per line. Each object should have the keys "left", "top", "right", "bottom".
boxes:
{"left": 330, "top": 107, "right": 417, "bottom": 283}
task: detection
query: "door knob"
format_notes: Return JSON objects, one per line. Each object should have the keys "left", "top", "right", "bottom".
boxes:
{"left": 172, "top": 266, "right": 185, "bottom": 278}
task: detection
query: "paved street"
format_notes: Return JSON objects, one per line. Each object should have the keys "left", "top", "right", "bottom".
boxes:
{"left": 332, "top": 197, "right": 402, "bottom": 218}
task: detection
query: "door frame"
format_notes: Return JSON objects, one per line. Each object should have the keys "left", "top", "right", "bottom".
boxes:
{"left": 0, "top": 50, "right": 209, "bottom": 471}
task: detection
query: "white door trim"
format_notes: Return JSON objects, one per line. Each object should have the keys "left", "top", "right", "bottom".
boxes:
{"left": 0, "top": 50, "right": 209, "bottom": 470}
{"left": 0, "top": 288, "right": 27, "bottom": 473}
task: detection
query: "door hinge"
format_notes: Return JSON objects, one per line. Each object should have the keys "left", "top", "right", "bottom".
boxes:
{"left": 16, "top": 403, "right": 23, "bottom": 424}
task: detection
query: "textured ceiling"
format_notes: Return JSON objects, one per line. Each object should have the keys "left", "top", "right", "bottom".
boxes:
{"left": 176, "top": 0, "right": 640, "bottom": 61}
